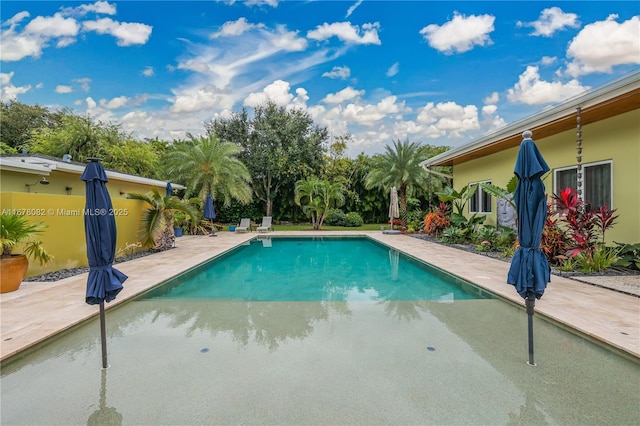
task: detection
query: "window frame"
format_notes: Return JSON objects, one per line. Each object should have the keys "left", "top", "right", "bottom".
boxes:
{"left": 553, "top": 160, "right": 613, "bottom": 209}
{"left": 468, "top": 180, "right": 492, "bottom": 214}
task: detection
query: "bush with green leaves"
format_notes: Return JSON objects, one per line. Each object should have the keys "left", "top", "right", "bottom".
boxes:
{"left": 576, "top": 246, "right": 620, "bottom": 273}
{"left": 614, "top": 242, "right": 640, "bottom": 271}
{"left": 440, "top": 226, "right": 466, "bottom": 244}
{"left": 324, "top": 209, "right": 347, "bottom": 226}
{"left": 344, "top": 212, "right": 363, "bottom": 227}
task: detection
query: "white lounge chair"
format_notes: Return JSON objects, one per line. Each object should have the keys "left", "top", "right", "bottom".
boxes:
{"left": 235, "top": 218, "right": 251, "bottom": 233}
{"left": 256, "top": 216, "right": 273, "bottom": 232}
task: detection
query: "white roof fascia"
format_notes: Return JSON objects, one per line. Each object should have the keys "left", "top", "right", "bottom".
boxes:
{"left": 2, "top": 157, "right": 186, "bottom": 189}
{"left": 0, "top": 159, "right": 52, "bottom": 175}
{"left": 421, "top": 70, "right": 640, "bottom": 167}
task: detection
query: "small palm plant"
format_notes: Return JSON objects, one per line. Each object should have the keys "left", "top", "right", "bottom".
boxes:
{"left": 1, "top": 214, "right": 52, "bottom": 264}
{"left": 1, "top": 214, "right": 52, "bottom": 293}
{"left": 127, "top": 189, "right": 198, "bottom": 250}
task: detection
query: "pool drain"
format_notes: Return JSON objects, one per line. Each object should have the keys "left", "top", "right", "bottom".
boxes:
{"left": 426, "top": 346, "right": 435, "bottom": 351}
{"left": 200, "top": 348, "right": 209, "bottom": 353}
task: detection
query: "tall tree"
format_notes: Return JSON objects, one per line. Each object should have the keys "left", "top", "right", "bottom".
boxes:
{"left": 207, "top": 101, "right": 327, "bottom": 217}
{"left": 166, "top": 134, "right": 252, "bottom": 208}
{"left": 364, "top": 139, "right": 434, "bottom": 227}
{"left": 0, "top": 100, "right": 67, "bottom": 149}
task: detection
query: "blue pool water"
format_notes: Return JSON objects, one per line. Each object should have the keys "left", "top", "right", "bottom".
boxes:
{"left": 144, "top": 237, "right": 489, "bottom": 302}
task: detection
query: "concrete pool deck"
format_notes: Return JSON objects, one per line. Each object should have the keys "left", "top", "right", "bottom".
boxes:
{"left": 1, "top": 231, "right": 638, "bottom": 363}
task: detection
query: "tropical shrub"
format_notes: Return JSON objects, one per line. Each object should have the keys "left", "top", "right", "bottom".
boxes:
{"left": 614, "top": 242, "right": 640, "bottom": 271}
{"left": 324, "top": 209, "right": 347, "bottom": 226}
{"left": 423, "top": 203, "right": 450, "bottom": 236}
{"left": 541, "top": 205, "right": 569, "bottom": 266}
{"left": 440, "top": 226, "right": 466, "bottom": 244}
{"left": 553, "top": 188, "right": 618, "bottom": 259}
{"left": 344, "top": 212, "right": 363, "bottom": 227}
{"left": 575, "top": 246, "right": 620, "bottom": 273}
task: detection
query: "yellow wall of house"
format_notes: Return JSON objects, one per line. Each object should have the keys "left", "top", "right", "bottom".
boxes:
{"left": 453, "top": 109, "right": 640, "bottom": 244}
{"left": 1, "top": 192, "right": 147, "bottom": 278}
{"left": 1, "top": 169, "right": 165, "bottom": 199}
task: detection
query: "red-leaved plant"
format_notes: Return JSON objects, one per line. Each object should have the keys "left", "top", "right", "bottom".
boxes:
{"left": 423, "top": 202, "right": 451, "bottom": 236}
{"left": 551, "top": 187, "right": 618, "bottom": 260}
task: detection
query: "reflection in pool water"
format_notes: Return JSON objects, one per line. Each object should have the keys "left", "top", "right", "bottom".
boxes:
{"left": 1, "top": 238, "right": 638, "bottom": 424}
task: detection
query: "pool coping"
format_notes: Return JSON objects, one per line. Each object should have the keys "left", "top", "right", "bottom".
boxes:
{"left": 1, "top": 231, "right": 638, "bottom": 363}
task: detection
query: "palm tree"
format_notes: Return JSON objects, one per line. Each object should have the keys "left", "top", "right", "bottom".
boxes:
{"left": 167, "top": 134, "right": 252, "bottom": 209}
{"left": 295, "top": 177, "right": 345, "bottom": 230}
{"left": 127, "top": 188, "right": 198, "bottom": 250}
{"left": 364, "top": 139, "right": 430, "bottom": 228}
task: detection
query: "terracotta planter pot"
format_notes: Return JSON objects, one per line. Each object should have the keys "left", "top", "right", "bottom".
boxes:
{"left": 1, "top": 255, "right": 29, "bottom": 293}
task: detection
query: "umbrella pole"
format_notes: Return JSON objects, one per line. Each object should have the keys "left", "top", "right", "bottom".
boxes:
{"left": 99, "top": 301, "right": 108, "bottom": 369}
{"left": 525, "top": 296, "right": 536, "bottom": 366}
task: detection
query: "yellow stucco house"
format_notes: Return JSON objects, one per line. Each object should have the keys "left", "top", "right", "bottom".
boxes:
{"left": 0, "top": 154, "right": 185, "bottom": 276}
{"left": 421, "top": 71, "right": 640, "bottom": 245}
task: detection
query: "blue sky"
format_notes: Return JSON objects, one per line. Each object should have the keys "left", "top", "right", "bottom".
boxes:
{"left": 2, "top": 1, "right": 639, "bottom": 156}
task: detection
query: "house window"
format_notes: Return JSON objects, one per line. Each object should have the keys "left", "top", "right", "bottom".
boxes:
{"left": 469, "top": 181, "right": 492, "bottom": 213}
{"left": 554, "top": 161, "right": 612, "bottom": 209}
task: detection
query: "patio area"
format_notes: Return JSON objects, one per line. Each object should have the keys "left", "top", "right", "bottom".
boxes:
{"left": 1, "top": 231, "right": 638, "bottom": 363}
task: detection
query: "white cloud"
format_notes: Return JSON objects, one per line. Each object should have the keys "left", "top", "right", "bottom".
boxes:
{"left": 420, "top": 12, "right": 494, "bottom": 54}
{"left": 540, "top": 56, "right": 557, "bottom": 66}
{"left": 269, "top": 25, "right": 308, "bottom": 51}
{"left": 24, "top": 13, "right": 80, "bottom": 38}
{"left": 386, "top": 62, "right": 399, "bottom": 77}
{"left": 483, "top": 91, "right": 499, "bottom": 104}
{"left": 1, "top": 11, "right": 79, "bottom": 61}
{"left": 56, "top": 85, "right": 73, "bottom": 93}
{"left": 171, "top": 87, "right": 227, "bottom": 113}
{"left": 564, "top": 15, "right": 640, "bottom": 77}
{"left": 507, "top": 66, "right": 589, "bottom": 105}
{"left": 1, "top": 6, "right": 151, "bottom": 61}
{"left": 243, "top": 79, "right": 294, "bottom": 107}
{"left": 346, "top": 0, "right": 363, "bottom": 18}
{"left": 142, "top": 66, "right": 154, "bottom": 77}
{"left": 73, "top": 77, "right": 91, "bottom": 92}
{"left": 83, "top": 18, "right": 152, "bottom": 46}
{"left": 244, "top": 0, "right": 278, "bottom": 7}
{"left": 0, "top": 72, "right": 32, "bottom": 101}
{"left": 341, "top": 95, "right": 405, "bottom": 126}
{"left": 85, "top": 97, "right": 97, "bottom": 108}
{"left": 63, "top": 1, "right": 117, "bottom": 17}
{"left": 517, "top": 7, "right": 580, "bottom": 37}
{"left": 322, "top": 65, "right": 351, "bottom": 80}
{"left": 307, "top": 21, "right": 381, "bottom": 45}
{"left": 210, "top": 17, "right": 263, "bottom": 39}
{"left": 100, "top": 95, "right": 129, "bottom": 109}
{"left": 416, "top": 101, "right": 480, "bottom": 138}
{"left": 76, "top": 1, "right": 117, "bottom": 16}
{"left": 322, "top": 86, "right": 364, "bottom": 104}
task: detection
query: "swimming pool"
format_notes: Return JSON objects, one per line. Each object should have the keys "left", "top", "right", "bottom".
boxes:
{"left": 1, "top": 236, "right": 638, "bottom": 424}
{"left": 144, "top": 236, "right": 490, "bottom": 302}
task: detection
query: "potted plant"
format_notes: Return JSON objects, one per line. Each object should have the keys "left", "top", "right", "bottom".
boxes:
{"left": 173, "top": 212, "right": 186, "bottom": 237}
{"left": 1, "top": 214, "right": 52, "bottom": 293}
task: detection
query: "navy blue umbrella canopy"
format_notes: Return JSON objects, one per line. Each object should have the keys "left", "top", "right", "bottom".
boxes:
{"left": 507, "top": 131, "right": 551, "bottom": 299}
{"left": 81, "top": 159, "right": 128, "bottom": 305}
{"left": 166, "top": 182, "right": 173, "bottom": 197}
{"left": 203, "top": 192, "right": 216, "bottom": 220}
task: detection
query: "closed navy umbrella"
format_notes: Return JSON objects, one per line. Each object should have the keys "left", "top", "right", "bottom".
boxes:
{"left": 203, "top": 192, "right": 217, "bottom": 236}
{"left": 166, "top": 182, "right": 173, "bottom": 197}
{"left": 81, "top": 158, "right": 128, "bottom": 369}
{"left": 507, "top": 130, "right": 550, "bottom": 366}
